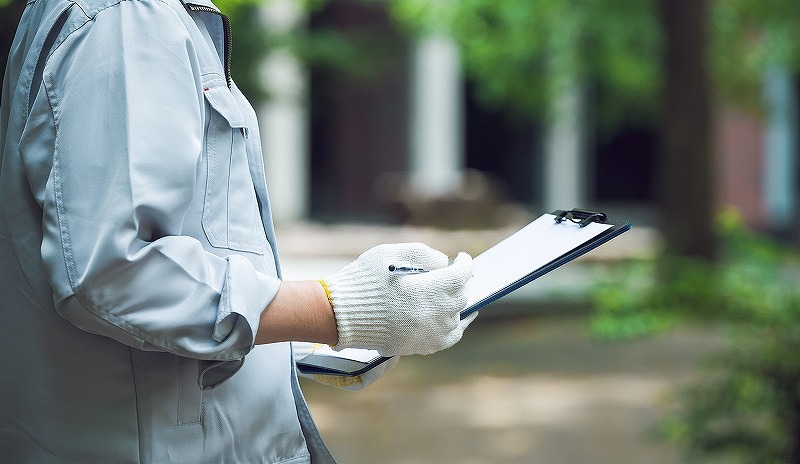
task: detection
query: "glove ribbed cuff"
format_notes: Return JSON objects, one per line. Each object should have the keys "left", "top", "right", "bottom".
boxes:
{"left": 326, "top": 264, "right": 392, "bottom": 352}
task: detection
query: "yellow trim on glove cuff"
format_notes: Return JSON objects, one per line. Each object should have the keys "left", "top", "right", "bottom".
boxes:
{"left": 317, "top": 278, "right": 334, "bottom": 308}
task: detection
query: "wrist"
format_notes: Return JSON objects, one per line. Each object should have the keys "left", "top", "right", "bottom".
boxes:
{"left": 255, "top": 280, "right": 338, "bottom": 346}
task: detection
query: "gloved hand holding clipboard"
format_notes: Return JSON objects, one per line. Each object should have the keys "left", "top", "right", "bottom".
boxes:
{"left": 296, "top": 208, "right": 631, "bottom": 377}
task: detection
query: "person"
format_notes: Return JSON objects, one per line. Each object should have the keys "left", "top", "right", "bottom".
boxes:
{"left": 0, "top": 0, "right": 477, "bottom": 462}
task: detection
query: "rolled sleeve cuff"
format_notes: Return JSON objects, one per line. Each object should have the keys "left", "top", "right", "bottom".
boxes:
{"left": 213, "top": 255, "right": 281, "bottom": 346}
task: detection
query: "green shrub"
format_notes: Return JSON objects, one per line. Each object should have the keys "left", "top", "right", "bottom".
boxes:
{"left": 592, "top": 210, "right": 800, "bottom": 464}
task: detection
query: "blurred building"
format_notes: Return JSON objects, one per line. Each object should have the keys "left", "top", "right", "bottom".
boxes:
{"left": 259, "top": 0, "right": 799, "bottom": 235}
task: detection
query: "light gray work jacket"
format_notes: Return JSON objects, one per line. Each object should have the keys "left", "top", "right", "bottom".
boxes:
{"left": 0, "top": 0, "right": 335, "bottom": 462}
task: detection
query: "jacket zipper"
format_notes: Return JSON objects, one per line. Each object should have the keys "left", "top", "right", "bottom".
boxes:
{"left": 184, "top": 2, "right": 233, "bottom": 88}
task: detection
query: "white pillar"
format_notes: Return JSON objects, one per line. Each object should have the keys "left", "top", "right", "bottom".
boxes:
{"left": 543, "top": 80, "right": 588, "bottom": 212}
{"left": 763, "top": 66, "right": 798, "bottom": 229}
{"left": 259, "top": 1, "right": 308, "bottom": 224}
{"left": 409, "top": 34, "right": 463, "bottom": 196}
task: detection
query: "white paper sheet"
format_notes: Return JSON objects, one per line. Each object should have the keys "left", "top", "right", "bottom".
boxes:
{"left": 465, "top": 214, "right": 612, "bottom": 307}
{"left": 306, "top": 345, "right": 381, "bottom": 363}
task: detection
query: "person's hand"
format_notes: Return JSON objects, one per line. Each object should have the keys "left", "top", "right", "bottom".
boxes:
{"left": 323, "top": 243, "right": 477, "bottom": 356}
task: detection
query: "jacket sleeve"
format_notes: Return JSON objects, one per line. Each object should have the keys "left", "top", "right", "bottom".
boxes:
{"left": 26, "top": 0, "right": 279, "bottom": 361}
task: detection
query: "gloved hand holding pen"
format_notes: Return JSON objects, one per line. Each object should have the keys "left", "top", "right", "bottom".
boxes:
{"left": 320, "top": 242, "right": 477, "bottom": 356}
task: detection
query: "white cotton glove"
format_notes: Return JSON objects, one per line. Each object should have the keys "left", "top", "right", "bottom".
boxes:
{"left": 324, "top": 243, "right": 477, "bottom": 356}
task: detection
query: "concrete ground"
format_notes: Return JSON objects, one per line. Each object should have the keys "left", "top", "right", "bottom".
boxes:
{"left": 299, "top": 314, "right": 724, "bottom": 464}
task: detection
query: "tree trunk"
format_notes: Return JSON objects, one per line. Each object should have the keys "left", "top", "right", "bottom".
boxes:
{"left": 659, "top": 0, "right": 717, "bottom": 260}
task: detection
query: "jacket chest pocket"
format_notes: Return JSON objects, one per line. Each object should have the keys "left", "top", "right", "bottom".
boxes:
{"left": 201, "top": 80, "right": 267, "bottom": 254}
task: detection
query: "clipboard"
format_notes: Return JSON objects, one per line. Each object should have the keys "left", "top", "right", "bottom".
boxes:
{"left": 296, "top": 208, "right": 631, "bottom": 377}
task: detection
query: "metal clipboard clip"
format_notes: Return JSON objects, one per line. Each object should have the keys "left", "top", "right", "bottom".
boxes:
{"left": 553, "top": 208, "right": 608, "bottom": 228}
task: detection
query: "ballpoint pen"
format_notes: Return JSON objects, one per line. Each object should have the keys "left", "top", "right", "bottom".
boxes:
{"left": 388, "top": 263, "right": 429, "bottom": 275}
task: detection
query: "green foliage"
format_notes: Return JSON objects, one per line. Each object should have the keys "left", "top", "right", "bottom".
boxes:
{"left": 660, "top": 332, "right": 800, "bottom": 464}
{"left": 389, "top": 0, "right": 800, "bottom": 123}
{"left": 591, "top": 210, "right": 800, "bottom": 463}
{"left": 589, "top": 259, "right": 679, "bottom": 340}
{"left": 661, "top": 364, "right": 788, "bottom": 464}
{"left": 390, "top": 0, "right": 661, "bottom": 124}
{"left": 217, "top": 0, "right": 402, "bottom": 103}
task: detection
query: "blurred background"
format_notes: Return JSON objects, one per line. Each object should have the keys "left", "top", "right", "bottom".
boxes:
{"left": 4, "top": 0, "right": 800, "bottom": 462}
